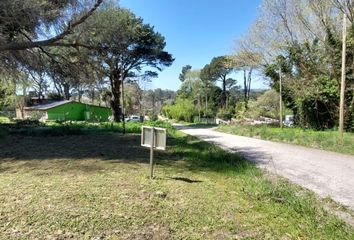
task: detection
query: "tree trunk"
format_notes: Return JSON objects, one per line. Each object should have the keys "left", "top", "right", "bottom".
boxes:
{"left": 243, "top": 69, "right": 248, "bottom": 108}
{"left": 110, "top": 70, "right": 122, "bottom": 122}
{"left": 198, "top": 94, "right": 201, "bottom": 121}
{"left": 78, "top": 86, "right": 82, "bottom": 103}
{"left": 63, "top": 83, "right": 70, "bottom": 100}
{"left": 222, "top": 76, "right": 227, "bottom": 108}
{"left": 247, "top": 68, "right": 253, "bottom": 100}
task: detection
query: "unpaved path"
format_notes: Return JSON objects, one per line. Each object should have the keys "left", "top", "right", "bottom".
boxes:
{"left": 175, "top": 125, "right": 354, "bottom": 211}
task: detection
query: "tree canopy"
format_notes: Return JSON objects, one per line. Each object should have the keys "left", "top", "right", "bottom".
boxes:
{"left": 200, "top": 56, "right": 235, "bottom": 108}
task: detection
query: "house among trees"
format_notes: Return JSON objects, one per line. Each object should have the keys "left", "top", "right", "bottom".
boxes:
{"left": 16, "top": 100, "right": 112, "bottom": 122}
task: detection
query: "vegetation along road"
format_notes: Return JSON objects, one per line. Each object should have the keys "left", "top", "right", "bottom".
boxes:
{"left": 175, "top": 125, "right": 354, "bottom": 212}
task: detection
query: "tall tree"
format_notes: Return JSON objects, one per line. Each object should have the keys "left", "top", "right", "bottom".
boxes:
{"left": 77, "top": 6, "right": 174, "bottom": 121}
{"left": 200, "top": 56, "right": 234, "bottom": 108}
{"left": 232, "top": 50, "right": 261, "bottom": 106}
{"left": 179, "top": 65, "right": 192, "bottom": 82}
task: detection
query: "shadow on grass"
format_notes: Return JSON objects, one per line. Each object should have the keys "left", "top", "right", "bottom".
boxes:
{"left": 168, "top": 177, "right": 203, "bottom": 183}
{"left": 0, "top": 130, "right": 256, "bottom": 176}
{"left": 173, "top": 124, "right": 217, "bottom": 130}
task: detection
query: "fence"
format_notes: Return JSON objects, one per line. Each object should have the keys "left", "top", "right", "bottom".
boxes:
{"left": 199, "top": 117, "right": 216, "bottom": 124}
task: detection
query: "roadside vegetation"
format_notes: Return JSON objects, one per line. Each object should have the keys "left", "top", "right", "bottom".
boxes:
{"left": 0, "top": 115, "right": 10, "bottom": 123}
{"left": 0, "top": 121, "right": 353, "bottom": 239}
{"left": 218, "top": 124, "right": 354, "bottom": 155}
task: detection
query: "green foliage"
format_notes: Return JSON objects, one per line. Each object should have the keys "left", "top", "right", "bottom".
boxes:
{"left": 162, "top": 99, "right": 198, "bottom": 122}
{"left": 200, "top": 56, "right": 233, "bottom": 83}
{"left": 178, "top": 65, "right": 192, "bottom": 82}
{"left": 77, "top": 6, "right": 174, "bottom": 122}
{"left": 0, "top": 77, "right": 16, "bottom": 110}
{"left": 201, "top": 56, "right": 235, "bottom": 107}
{"left": 234, "top": 101, "right": 247, "bottom": 119}
{"left": 0, "top": 115, "right": 11, "bottom": 123}
{"left": 264, "top": 29, "right": 354, "bottom": 130}
{"left": 218, "top": 124, "right": 354, "bottom": 155}
{"left": 216, "top": 108, "right": 233, "bottom": 120}
{"left": 80, "top": 6, "right": 174, "bottom": 72}
{"left": 148, "top": 113, "right": 158, "bottom": 121}
{"left": 242, "top": 89, "right": 288, "bottom": 120}
{"left": 0, "top": 0, "right": 75, "bottom": 41}
{"left": 1, "top": 120, "right": 173, "bottom": 137}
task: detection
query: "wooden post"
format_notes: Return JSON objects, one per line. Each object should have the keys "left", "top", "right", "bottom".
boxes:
{"left": 279, "top": 66, "right": 283, "bottom": 129}
{"left": 150, "top": 127, "right": 155, "bottom": 179}
{"left": 339, "top": 13, "right": 347, "bottom": 141}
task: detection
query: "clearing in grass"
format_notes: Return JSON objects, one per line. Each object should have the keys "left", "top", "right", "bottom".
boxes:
{"left": 0, "top": 122, "right": 353, "bottom": 239}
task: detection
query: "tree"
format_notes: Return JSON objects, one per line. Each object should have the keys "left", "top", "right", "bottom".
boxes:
{"left": 77, "top": 6, "right": 174, "bottom": 122}
{"left": 200, "top": 56, "right": 235, "bottom": 108}
{"left": 232, "top": 50, "right": 261, "bottom": 107}
{"left": 0, "top": 0, "right": 103, "bottom": 52}
{"left": 179, "top": 65, "right": 192, "bottom": 82}
{"left": 235, "top": 0, "right": 354, "bottom": 130}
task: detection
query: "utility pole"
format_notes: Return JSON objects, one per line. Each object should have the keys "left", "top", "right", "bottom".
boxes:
{"left": 279, "top": 66, "right": 283, "bottom": 129}
{"left": 122, "top": 79, "right": 126, "bottom": 134}
{"left": 339, "top": 13, "right": 347, "bottom": 141}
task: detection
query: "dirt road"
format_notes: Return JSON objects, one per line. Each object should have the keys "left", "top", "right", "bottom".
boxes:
{"left": 175, "top": 125, "right": 354, "bottom": 211}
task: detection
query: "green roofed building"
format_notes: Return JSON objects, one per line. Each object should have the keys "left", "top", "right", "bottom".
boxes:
{"left": 17, "top": 100, "right": 112, "bottom": 122}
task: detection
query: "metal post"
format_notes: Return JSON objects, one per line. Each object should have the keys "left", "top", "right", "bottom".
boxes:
{"left": 279, "top": 66, "right": 283, "bottom": 129}
{"left": 149, "top": 127, "right": 155, "bottom": 179}
{"left": 339, "top": 13, "right": 347, "bottom": 142}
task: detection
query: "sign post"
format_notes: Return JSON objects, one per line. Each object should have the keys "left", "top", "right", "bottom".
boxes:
{"left": 141, "top": 126, "right": 166, "bottom": 179}
{"left": 149, "top": 127, "right": 155, "bottom": 178}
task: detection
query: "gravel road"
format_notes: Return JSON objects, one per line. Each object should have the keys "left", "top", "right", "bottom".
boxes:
{"left": 175, "top": 125, "right": 354, "bottom": 211}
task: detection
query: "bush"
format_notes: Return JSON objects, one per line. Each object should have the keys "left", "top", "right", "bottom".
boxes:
{"left": 148, "top": 113, "right": 158, "bottom": 121}
{"left": 13, "top": 119, "right": 44, "bottom": 128}
{"left": 234, "top": 102, "right": 247, "bottom": 119}
{"left": 217, "top": 108, "right": 233, "bottom": 120}
{"left": 162, "top": 99, "right": 198, "bottom": 122}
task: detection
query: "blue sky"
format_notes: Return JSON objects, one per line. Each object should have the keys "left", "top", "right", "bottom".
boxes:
{"left": 120, "top": 0, "right": 265, "bottom": 91}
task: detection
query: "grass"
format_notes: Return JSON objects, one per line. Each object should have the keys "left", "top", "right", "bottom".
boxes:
{"left": 0, "top": 122, "right": 353, "bottom": 239}
{"left": 1, "top": 120, "right": 171, "bottom": 137}
{"left": 218, "top": 124, "right": 354, "bottom": 155}
{"left": 0, "top": 115, "right": 11, "bottom": 123}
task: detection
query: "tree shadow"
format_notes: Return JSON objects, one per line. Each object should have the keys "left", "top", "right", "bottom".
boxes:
{"left": 0, "top": 131, "right": 258, "bottom": 176}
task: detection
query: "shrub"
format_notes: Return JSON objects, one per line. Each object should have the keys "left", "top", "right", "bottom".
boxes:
{"left": 161, "top": 99, "right": 198, "bottom": 122}
{"left": 13, "top": 119, "right": 44, "bottom": 128}
{"left": 217, "top": 108, "right": 232, "bottom": 120}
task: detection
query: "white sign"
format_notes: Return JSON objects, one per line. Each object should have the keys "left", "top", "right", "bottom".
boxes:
{"left": 141, "top": 126, "right": 167, "bottom": 179}
{"left": 141, "top": 126, "right": 166, "bottom": 150}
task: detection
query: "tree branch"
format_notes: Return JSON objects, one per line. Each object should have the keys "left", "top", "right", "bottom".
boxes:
{"left": 0, "top": 0, "right": 103, "bottom": 52}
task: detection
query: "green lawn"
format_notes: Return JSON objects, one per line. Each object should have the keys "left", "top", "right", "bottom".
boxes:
{"left": 218, "top": 124, "right": 354, "bottom": 155}
{"left": 0, "top": 123, "right": 353, "bottom": 239}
